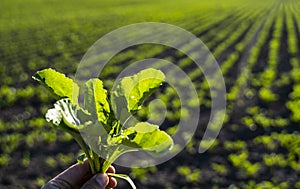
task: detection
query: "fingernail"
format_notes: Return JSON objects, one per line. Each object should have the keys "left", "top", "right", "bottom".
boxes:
{"left": 96, "top": 174, "right": 108, "bottom": 186}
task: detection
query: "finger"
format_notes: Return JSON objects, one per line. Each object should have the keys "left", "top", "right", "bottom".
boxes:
{"left": 81, "top": 173, "right": 109, "bottom": 189}
{"left": 107, "top": 177, "right": 117, "bottom": 188}
{"left": 107, "top": 166, "right": 115, "bottom": 174}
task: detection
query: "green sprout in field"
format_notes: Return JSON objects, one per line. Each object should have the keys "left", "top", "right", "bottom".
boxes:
{"left": 33, "top": 68, "right": 173, "bottom": 189}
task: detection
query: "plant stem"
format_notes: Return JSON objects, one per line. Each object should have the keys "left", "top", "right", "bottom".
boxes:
{"left": 60, "top": 123, "right": 96, "bottom": 174}
{"left": 73, "top": 135, "right": 96, "bottom": 174}
{"left": 92, "top": 150, "right": 101, "bottom": 173}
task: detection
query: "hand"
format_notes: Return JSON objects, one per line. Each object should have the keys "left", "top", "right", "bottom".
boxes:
{"left": 42, "top": 160, "right": 117, "bottom": 189}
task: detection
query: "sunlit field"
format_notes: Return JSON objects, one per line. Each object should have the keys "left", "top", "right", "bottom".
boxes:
{"left": 1, "top": 0, "right": 300, "bottom": 188}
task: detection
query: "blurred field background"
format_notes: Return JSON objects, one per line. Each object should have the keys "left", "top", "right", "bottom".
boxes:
{"left": 1, "top": 0, "right": 300, "bottom": 188}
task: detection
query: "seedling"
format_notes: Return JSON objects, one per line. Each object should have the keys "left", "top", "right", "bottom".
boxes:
{"left": 33, "top": 68, "right": 173, "bottom": 189}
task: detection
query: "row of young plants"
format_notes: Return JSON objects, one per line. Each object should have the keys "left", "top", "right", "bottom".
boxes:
{"left": 225, "top": 1, "right": 277, "bottom": 110}
{"left": 285, "top": 1, "right": 300, "bottom": 122}
{"left": 254, "top": 132, "right": 300, "bottom": 172}
{"left": 205, "top": 10, "right": 255, "bottom": 51}
{"left": 256, "top": 5, "right": 284, "bottom": 103}
{"left": 137, "top": 1, "right": 300, "bottom": 187}
{"left": 182, "top": 7, "right": 264, "bottom": 69}
{"left": 197, "top": 1, "right": 298, "bottom": 187}
{"left": 213, "top": 10, "right": 267, "bottom": 60}
{"left": 240, "top": 2, "right": 300, "bottom": 131}
{"left": 152, "top": 2, "right": 284, "bottom": 186}
{"left": 189, "top": 7, "right": 272, "bottom": 115}
{"left": 221, "top": 3, "right": 300, "bottom": 188}
{"left": 145, "top": 3, "right": 284, "bottom": 177}
{"left": 181, "top": 4, "right": 271, "bottom": 107}
{"left": 217, "top": 9, "right": 269, "bottom": 77}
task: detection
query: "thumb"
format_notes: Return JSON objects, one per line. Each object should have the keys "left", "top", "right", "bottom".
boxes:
{"left": 81, "top": 173, "right": 109, "bottom": 189}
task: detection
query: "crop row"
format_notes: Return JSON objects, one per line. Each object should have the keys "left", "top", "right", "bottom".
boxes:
{"left": 285, "top": 1, "right": 300, "bottom": 123}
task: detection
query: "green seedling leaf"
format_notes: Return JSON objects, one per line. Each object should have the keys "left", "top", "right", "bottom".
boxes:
{"left": 84, "top": 79, "right": 111, "bottom": 124}
{"left": 46, "top": 98, "right": 91, "bottom": 130}
{"left": 32, "top": 68, "right": 79, "bottom": 104}
{"left": 123, "top": 122, "right": 173, "bottom": 153}
{"left": 111, "top": 68, "right": 165, "bottom": 122}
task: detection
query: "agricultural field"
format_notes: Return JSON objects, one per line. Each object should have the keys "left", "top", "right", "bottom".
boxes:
{"left": 1, "top": 0, "right": 300, "bottom": 188}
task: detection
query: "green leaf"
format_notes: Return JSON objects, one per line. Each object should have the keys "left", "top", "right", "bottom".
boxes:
{"left": 123, "top": 122, "right": 173, "bottom": 153}
{"left": 84, "top": 79, "right": 111, "bottom": 124}
{"left": 111, "top": 68, "right": 165, "bottom": 122}
{"left": 45, "top": 98, "right": 91, "bottom": 130}
{"left": 32, "top": 68, "right": 79, "bottom": 104}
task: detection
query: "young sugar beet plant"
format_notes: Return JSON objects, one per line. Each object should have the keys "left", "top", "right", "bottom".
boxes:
{"left": 32, "top": 68, "right": 173, "bottom": 189}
